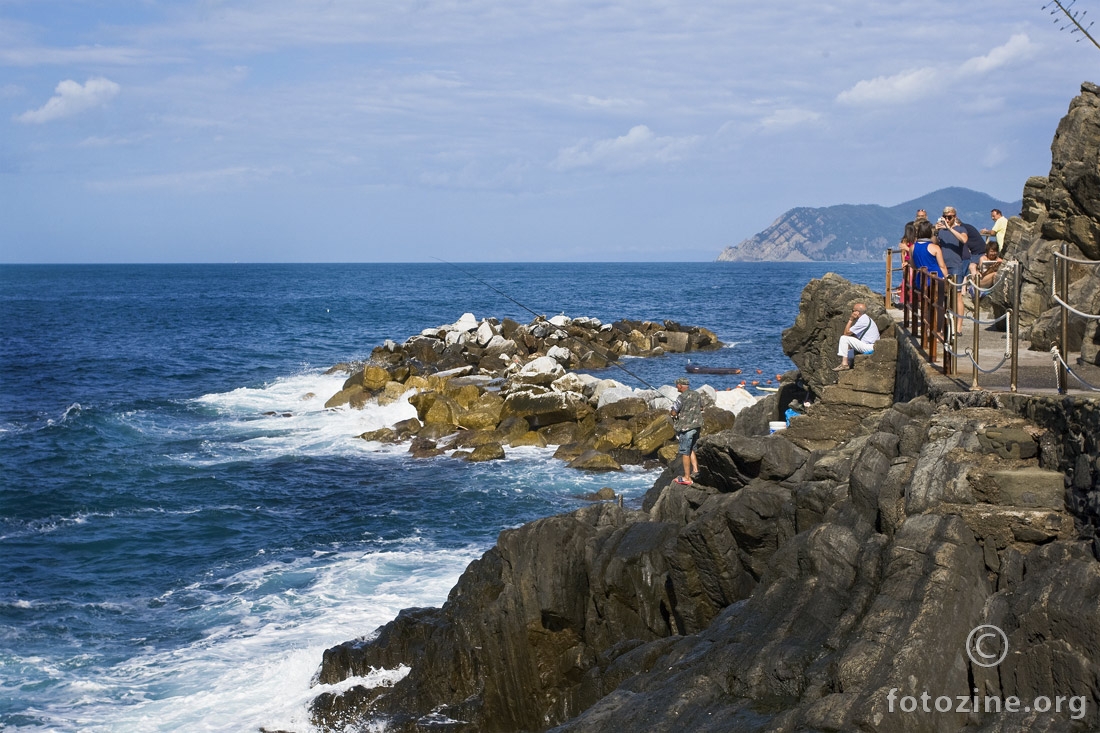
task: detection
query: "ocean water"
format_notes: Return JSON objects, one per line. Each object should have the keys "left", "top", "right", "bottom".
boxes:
{"left": 0, "top": 262, "right": 882, "bottom": 732}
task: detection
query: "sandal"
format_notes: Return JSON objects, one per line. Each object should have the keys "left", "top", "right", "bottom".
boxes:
{"left": 674, "top": 477, "right": 694, "bottom": 486}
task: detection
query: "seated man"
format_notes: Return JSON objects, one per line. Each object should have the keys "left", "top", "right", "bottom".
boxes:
{"left": 834, "top": 302, "right": 880, "bottom": 371}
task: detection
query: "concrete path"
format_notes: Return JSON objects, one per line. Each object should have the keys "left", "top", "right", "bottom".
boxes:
{"left": 888, "top": 302, "right": 1100, "bottom": 396}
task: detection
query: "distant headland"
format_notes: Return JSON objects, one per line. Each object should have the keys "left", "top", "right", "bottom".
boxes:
{"left": 717, "top": 186, "right": 1022, "bottom": 262}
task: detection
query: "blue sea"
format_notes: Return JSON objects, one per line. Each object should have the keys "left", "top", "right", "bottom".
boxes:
{"left": 0, "top": 262, "right": 881, "bottom": 732}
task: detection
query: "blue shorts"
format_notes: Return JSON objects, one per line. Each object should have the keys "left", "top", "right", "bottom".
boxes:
{"left": 677, "top": 428, "right": 700, "bottom": 455}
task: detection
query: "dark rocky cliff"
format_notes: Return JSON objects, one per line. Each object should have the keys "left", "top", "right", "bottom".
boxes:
{"left": 993, "top": 81, "right": 1100, "bottom": 366}
{"left": 310, "top": 274, "right": 1100, "bottom": 733}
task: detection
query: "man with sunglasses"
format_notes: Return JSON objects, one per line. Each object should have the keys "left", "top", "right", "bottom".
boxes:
{"left": 934, "top": 206, "right": 969, "bottom": 331}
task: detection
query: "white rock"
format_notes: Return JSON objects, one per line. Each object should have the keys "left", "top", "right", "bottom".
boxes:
{"left": 714, "top": 387, "right": 759, "bottom": 415}
{"left": 551, "top": 373, "right": 587, "bottom": 394}
{"left": 421, "top": 327, "right": 442, "bottom": 337}
{"left": 444, "top": 329, "right": 469, "bottom": 347}
{"left": 698, "top": 384, "right": 718, "bottom": 405}
{"left": 546, "top": 345, "right": 573, "bottom": 364}
{"left": 597, "top": 386, "right": 636, "bottom": 409}
{"left": 658, "top": 385, "right": 680, "bottom": 402}
{"left": 520, "top": 355, "right": 565, "bottom": 377}
{"left": 476, "top": 321, "right": 495, "bottom": 346}
{"left": 485, "top": 334, "right": 508, "bottom": 350}
{"left": 649, "top": 395, "right": 674, "bottom": 411}
{"left": 549, "top": 314, "right": 571, "bottom": 327}
{"left": 589, "top": 378, "right": 628, "bottom": 403}
{"left": 382, "top": 339, "right": 398, "bottom": 352}
{"left": 453, "top": 312, "right": 478, "bottom": 332}
{"left": 434, "top": 365, "right": 475, "bottom": 379}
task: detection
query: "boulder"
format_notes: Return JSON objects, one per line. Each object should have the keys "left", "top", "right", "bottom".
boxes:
{"left": 465, "top": 443, "right": 505, "bottom": 462}
{"left": 780, "top": 274, "right": 893, "bottom": 395}
{"left": 596, "top": 396, "right": 648, "bottom": 420}
{"left": 501, "top": 390, "right": 594, "bottom": 429}
{"left": 567, "top": 450, "right": 623, "bottom": 472}
{"left": 596, "top": 386, "right": 635, "bottom": 409}
{"left": 633, "top": 415, "right": 675, "bottom": 456}
{"left": 593, "top": 421, "right": 634, "bottom": 452}
{"left": 362, "top": 366, "right": 391, "bottom": 391}
{"left": 713, "top": 387, "right": 758, "bottom": 415}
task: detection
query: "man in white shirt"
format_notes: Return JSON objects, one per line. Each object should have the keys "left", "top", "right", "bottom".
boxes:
{"left": 834, "top": 303, "right": 880, "bottom": 371}
{"left": 980, "top": 209, "right": 1008, "bottom": 252}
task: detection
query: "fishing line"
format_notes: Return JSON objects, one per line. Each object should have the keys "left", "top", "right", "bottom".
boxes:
{"left": 431, "top": 257, "right": 659, "bottom": 390}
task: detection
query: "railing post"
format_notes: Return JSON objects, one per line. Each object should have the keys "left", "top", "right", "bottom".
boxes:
{"left": 928, "top": 275, "right": 938, "bottom": 363}
{"left": 903, "top": 261, "right": 912, "bottom": 331}
{"left": 970, "top": 275, "right": 980, "bottom": 390}
{"left": 944, "top": 274, "right": 955, "bottom": 376}
{"left": 1058, "top": 243, "right": 1069, "bottom": 394}
{"left": 885, "top": 249, "right": 893, "bottom": 311}
{"left": 1010, "top": 262, "right": 1020, "bottom": 392}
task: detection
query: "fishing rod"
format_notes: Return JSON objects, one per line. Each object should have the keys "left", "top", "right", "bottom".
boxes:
{"left": 431, "top": 257, "right": 659, "bottom": 390}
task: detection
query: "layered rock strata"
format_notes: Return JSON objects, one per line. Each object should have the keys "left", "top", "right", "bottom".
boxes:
{"left": 312, "top": 277, "right": 1100, "bottom": 733}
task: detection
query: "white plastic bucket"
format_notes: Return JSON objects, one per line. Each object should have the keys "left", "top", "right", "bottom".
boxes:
{"left": 768, "top": 421, "right": 787, "bottom": 433}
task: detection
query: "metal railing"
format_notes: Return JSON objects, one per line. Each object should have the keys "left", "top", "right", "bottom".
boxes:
{"left": 887, "top": 249, "right": 1022, "bottom": 390}
{"left": 1050, "top": 243, "right": 1100, "bottom": 393}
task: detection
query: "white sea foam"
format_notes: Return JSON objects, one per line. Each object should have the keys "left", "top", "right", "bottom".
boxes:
{"left": 182, "top": 371, "right": 419, "bottom": 465}
{"left": 27, "top": 544, "right": 479, "bottom": 733}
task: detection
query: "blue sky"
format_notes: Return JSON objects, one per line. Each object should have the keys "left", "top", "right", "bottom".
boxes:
{"left": 0, "top": 1, "right": 1096, "bottom": 263}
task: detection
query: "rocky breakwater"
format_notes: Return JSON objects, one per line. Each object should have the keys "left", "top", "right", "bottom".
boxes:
{"left": 312, "top": 278, "right": 1099, "bottom": 733}
{"left": 991, "top": 81, "right": 1100, "bottom": 365}
{"left": 327, "top": 313, "right": 739, "bottom": 470}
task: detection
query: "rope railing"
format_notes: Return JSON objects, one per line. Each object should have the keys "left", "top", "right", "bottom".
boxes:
{"left": 1050, "top": 345, "right": 1100, "bottom": 392}
{"left": 1051, "top": 244, "right": 1100, "bottom": 393}
{"left": 893, "top": 255, "right": 1021, "bottom": 391}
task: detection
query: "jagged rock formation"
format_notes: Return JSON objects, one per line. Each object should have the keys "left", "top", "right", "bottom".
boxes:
{"left": 716, "top": 188, "right": 1021, "bottom": 263}
{"left": 310, "top": 276, "right": 1100, "bottom": 733}
{"left": 994, "top": 82, "right": 1100, "bottom": 365}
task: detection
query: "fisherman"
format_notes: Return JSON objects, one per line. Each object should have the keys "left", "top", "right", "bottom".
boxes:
{"left": 670, "top": 377, "right": 703, "bottom": 486}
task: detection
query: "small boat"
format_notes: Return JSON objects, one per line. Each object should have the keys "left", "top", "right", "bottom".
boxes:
{"left": 685, "top": 365, "right": 742, "bottom": 375}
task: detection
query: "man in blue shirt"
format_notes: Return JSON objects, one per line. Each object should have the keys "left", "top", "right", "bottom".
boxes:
{"left": 934, "top": 206, "right": 969, "bottom": 331}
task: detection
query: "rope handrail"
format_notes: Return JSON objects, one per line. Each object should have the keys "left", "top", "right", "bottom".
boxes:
{"left": 1051, "top": 256, "right": 1100, "bottom": 321}
{"left": 1052, "top": 249, "right": 1100, "bottom": 266}
{"left": 1050, "top": 345, "right": 1100, "bottom": 392}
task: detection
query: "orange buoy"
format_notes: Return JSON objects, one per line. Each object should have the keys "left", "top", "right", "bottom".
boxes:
{"left": 755, "top": 369, "right": 763, "bottom": 374}
{"left": 776, "top": 373, "right": 783, "bottom": 381}
{"left": 751, "top": 380, "right": 759, "bottom": 386}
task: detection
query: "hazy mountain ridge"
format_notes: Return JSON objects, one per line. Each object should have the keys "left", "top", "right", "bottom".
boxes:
{"left": 717, "top": 186, "right": 1023, "bottom": 262}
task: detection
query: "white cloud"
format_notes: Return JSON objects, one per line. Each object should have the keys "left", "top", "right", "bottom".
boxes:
{"left": 758, "top": 107, "right": 822, "bottom": 131}
{"left": 836, "top": 34, "right": 1035, "bottom": 108}
{"left": 959, "top": 33, "right": 1035, "bottom": 75}
{"left": 551, "top": 125, "right": 701, "bottom": 171}
{"left": 16, "top": 77, "right": 121, "bottom": 124}
{"left": 836, "top": 67, "right": 940, "bottom": 106}
{"left": 87, "top": 166, "right": 286, "bottom": 192}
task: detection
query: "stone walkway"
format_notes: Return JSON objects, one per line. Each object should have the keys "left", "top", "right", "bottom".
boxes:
{"left": 888, "top": 304, "right": 1100, "bottom": 396}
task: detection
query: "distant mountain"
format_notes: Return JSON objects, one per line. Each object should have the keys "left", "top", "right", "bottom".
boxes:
{"left": 716, "top": 187, "right": 1022, "bottom": 262}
